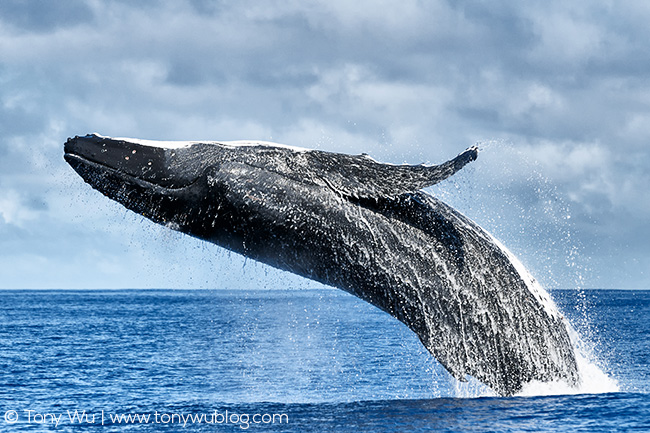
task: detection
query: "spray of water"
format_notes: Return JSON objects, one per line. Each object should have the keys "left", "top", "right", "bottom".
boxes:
{"left": 516, "top": 323, "right": 619, "bottom": 396}
{"left": 429, "top": 140, "right": 620, "bottom": 398}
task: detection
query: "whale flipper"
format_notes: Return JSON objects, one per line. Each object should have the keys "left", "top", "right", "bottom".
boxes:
{"left": 305, "top": 146, "right": 478, "bottom": 199}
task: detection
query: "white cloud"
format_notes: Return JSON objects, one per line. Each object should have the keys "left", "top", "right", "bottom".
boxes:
{"left": 528, "top": 9, "right": 605, "bottom": 65}
{"left": 526, "top": 142, "right": 610, "bottom": 179}
{"left": 621, "top": 113, "right": 650, "bottom": 148}
{"left": 519, "top": 84, "right": 565, "bottom": 114}
{"left": 0, "top": 190, "right": 40, "bottom": 227}
{"left": 1, "top": 0, "right": 650, "bottom": 288}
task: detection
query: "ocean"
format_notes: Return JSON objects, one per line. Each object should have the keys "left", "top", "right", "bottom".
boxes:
{"left": 1, "top": 288, "right": 648, "bottom": 432}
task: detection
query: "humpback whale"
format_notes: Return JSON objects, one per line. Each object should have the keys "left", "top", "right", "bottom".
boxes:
{"left": 64, "top": 133, "right": 579, "bottom": 396}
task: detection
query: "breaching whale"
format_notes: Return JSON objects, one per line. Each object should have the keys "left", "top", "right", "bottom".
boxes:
{"left": 64, "top": 133, "right": 579, "bottom": 396}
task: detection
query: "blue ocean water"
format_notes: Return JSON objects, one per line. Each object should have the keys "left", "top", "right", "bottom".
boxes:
{"left": 0, "top": 288, "right": 648, "bottom": 432}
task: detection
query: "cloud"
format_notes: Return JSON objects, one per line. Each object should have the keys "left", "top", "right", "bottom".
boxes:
{"left": 0, "top": 189, "right": 42, "bottom": 227}
{"left": 0, "top": 0, "right": 94, "bottom": 33}
{"left": 1, "top": 0, "right": 649, "bottom": 289}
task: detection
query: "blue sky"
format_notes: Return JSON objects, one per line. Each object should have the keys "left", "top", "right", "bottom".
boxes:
{"left": 0, "top": 1, "right": 648, "bottom": 289}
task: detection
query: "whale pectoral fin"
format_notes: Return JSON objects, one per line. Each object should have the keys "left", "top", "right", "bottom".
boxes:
{"left": 311, "top": 146, "right": 478, "bottom": 199}
{"left": 404, "top": 145, "right": 479, "bottom": 190}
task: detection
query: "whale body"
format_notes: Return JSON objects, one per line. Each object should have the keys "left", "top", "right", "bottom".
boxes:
{"left": 64, "top": 133, "right": 579, "bottom": 396}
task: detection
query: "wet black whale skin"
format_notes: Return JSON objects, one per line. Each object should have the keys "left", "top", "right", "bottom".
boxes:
{"left": 64, "top": 134, "right": 579, "bottom": 396}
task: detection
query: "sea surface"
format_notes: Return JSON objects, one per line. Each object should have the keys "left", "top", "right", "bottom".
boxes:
{"left": 0, "top": 288, "right": 648, "bottom": 432}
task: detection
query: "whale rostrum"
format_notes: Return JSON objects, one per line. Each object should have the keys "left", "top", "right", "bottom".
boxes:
{"left": 64, "top": 133, "right": 579, "bottom": 396}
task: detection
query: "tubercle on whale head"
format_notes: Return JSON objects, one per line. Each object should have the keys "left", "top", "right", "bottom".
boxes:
{"left": 64, "top": 134, "right": 172, "bottom": 184}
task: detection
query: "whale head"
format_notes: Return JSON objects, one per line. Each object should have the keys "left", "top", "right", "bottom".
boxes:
{"left": 63, "top": 133, "right": 302, "bottom": 246}
{"left": 65, "top": 134, "right": 203, "bottom": 186}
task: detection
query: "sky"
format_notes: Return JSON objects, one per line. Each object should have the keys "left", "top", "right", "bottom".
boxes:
{"left": 0, "top": 0, "right": 648, "bottom": 290}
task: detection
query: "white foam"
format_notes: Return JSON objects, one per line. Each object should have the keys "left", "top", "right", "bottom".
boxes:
{"left": 453, "top": 377, "right": 497, "bottom": 398}
{"left": 454, "top": 230, "right": 619, "bottom": 398}
{"left": 516, "top": 324, "right": 619, "bottom": 397}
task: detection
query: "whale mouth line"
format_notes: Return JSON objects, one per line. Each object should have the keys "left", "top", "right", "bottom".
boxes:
{"left": 64, "top": 152, "right": 199, "bottom": 191}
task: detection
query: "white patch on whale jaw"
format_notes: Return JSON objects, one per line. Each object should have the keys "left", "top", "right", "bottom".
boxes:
{"left": 93, "top": 133, "right": 312, "bottom": 152}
